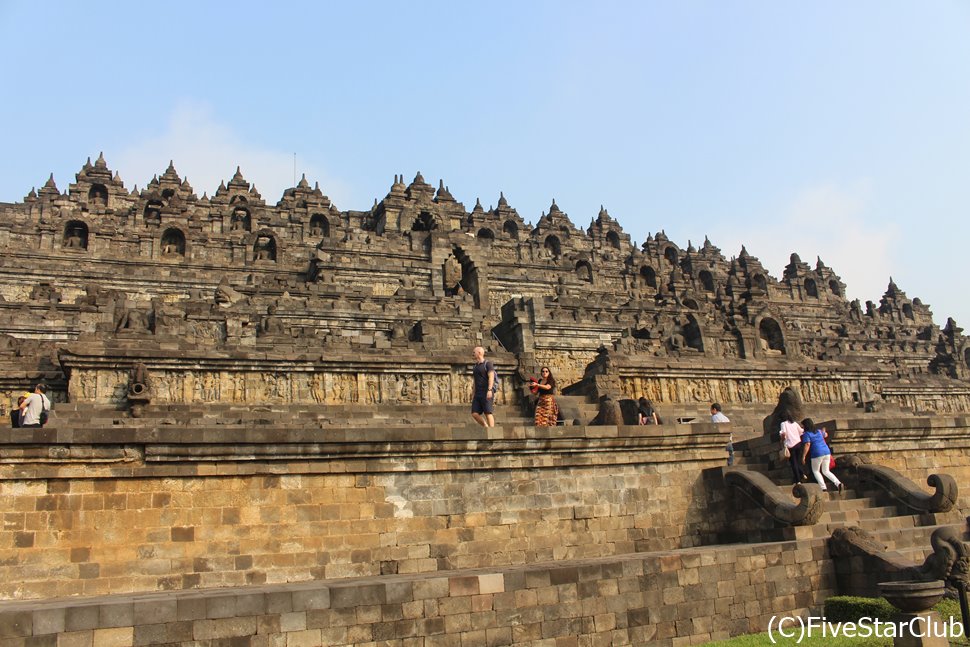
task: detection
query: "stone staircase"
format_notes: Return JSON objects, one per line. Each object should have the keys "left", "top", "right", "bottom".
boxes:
{"left": 723, "top": 420, "right": 962, "bottom": 564}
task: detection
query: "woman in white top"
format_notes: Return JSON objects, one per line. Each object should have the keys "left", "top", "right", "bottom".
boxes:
{"left": 779, "top": 414, "right": 806, "bottom": 484}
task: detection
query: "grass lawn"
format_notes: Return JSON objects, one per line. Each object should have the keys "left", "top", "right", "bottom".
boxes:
{"left": 703, "top": 634, "right": 890, "bottom": 647}
{"left": 702, "top": 599, "right": 970, "bottom": 647}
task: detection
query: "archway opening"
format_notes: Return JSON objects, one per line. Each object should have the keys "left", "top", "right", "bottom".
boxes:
{"left": 544, "top": 235, "right": 561, "bottom": 260}
{"left": 310, "top": 213, "right": 330, "bottom": 237}
{"left": 144, "top": 201, "right": 163, "bottom": 225}
{"left": 63, "top": 220, "right": 88, "bottom": 250}
{"left": 88, "top": 184, "right": 108, "bottom": 207}
{"left": 640, "top": 266, "right": 657, "bottom": 289}
{"left": 231, "top": 207, "right": 251, "bottom": 232}
{"left": 477, "top": 228, "right": 495, "bottom": 241}
{"left": 699, "top": 270, "right": 715, "bottom": 292}
{"left": 161, "top": 228, "right": 185, "bottom": 257}
{"left": 445, "top": 247, "right": 482, "bottom": 307}
{"left": 254, "top": 234, "right": 277, "bottom": 262}
{"left": 606, "top": 231, "right": 620, "bottom": 249}
{"left": 663, "top": 246, "right": 678, "bottom": 266}
{"left": 829, "top": 280, "right": 842, "bottom": 297}
{"left": 412, "top": 211, "right": 436, "bottom": 231}
{"left": 576, "top": 261, "right": 592, "bottom": 283}
{"left": 503, "top": 220, "right": 518, "bottom": 240}
{"left": 805, "top": 278, "right": 818, "bottom": 298}
{"left": 759, "top": 318, "right": 786, "bottom": 354}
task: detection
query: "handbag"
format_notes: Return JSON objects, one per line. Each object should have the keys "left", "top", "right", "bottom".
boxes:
{"left": 780, "top": 446, "right": 790, "bottom": 460}
{"left": 829, "top": 455, "right": 836, "bottom": 470}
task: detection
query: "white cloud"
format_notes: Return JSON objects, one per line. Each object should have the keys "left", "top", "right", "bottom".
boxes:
{"left": 710, "top": 182, "right": 899, "bottom": 306}
{"left": 110, "top": 101, "right": 352, "bottom": 207}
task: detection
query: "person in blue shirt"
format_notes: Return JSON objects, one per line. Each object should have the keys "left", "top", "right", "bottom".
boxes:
{"left": 800, "top": 418, "right": 843, "bottom": 493}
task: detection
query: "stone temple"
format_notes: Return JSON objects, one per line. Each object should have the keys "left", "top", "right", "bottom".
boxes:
{"left": 0, "top": 155, "right": 968, "bottom": 645}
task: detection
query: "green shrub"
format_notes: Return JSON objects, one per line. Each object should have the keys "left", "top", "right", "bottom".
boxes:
{"left": 824, "top": 596, "right": 899, "bottom": 623}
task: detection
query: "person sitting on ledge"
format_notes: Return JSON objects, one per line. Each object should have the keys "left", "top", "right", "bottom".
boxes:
{"left": 638, "top": 397, "right": 660, "bottom": 425}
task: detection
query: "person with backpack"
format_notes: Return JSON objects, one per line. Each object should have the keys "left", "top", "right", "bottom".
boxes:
{"left": 19, "top": 384, "right": 50, "bottom": 428}
{"left": 470, "top": 346, "right": 497, "bottom": 428}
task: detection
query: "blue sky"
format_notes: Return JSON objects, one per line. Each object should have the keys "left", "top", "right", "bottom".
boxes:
{"left": 2, "top": 1, "right": 968, "bottom": 327}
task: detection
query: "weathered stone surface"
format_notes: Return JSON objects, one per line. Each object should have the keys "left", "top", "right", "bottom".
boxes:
{"left": 0, "top": 160, "right": 969, "bottom": 646}
{"left": 0, "top": 159, "right": 966, "bottom": 418}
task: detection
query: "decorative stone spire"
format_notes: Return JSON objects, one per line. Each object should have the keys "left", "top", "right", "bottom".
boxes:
{"left": 472, "top": 198, "right": 484, "bottom": 214}
{"left": 435, "top": 179, "right": 454, "bottom": 202}
{"left": 548, "top": 199, "right": 561, "bottom": 214}
{"left": 159, "top": 161, "right": 181, "bottom": 184}
{"left": 497, "top": 192, "right": 508, "bottom": 208}
{"left": 388, "top": 174, "right": 406, "bottom": 197}
{"left": 94, "top": 152, "right": 107, "bottom": 169}
{"left": 39, "top": 173, "right": 59, "bottom": 198}
{"left": 297, "top": 173, "right": 309, "bottom": 189}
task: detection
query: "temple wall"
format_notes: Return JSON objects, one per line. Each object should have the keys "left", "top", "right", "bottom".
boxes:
{"left": 0, "top": 538, "right": 835, "bottom": 647}
{"left": 1, "top": 416, "right": 968, "bottom": 603}
{"left": 0, "top": 424, "right": 731, "bottom": 601}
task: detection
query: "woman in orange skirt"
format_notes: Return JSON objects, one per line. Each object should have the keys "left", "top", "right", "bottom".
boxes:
{"left": 531, "top": 367, "right": 559, "bottom": 426}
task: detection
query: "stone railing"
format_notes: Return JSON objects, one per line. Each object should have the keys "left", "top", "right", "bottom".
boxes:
{"left": 723, "top": 468, "right": 824, "bottom": 526}
{"left": 842, "top": 458, "right": 958, "bottom": 513}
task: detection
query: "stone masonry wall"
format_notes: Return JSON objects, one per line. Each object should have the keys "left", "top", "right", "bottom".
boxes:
{"left": 3, "top": 416, "right": 967, "bottom": 604}
{"left": 0, "top": 423, "right": 732, "bottom": 602}
{"left": 0, "top": 537, "right": 834, "bottom": 647}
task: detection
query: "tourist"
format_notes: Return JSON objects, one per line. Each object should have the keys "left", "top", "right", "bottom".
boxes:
{"left": 19, "top": 384, "right": 51, "bottom": 428}
{"left": 470, "top": 346, "right": 496, "bottom": 428}
{"left": 710, "top": 403, "right": 729, "bottom": 423}
{"left": 637, "top": 397, "right": 659, "bottom": 425}
{"left": 531, "top": 367, "right": 558, "bottom": 427}
{"left": 10, "top": 392, "right": 28, "bottom": 428}
{"left": 778, "top": 415, "right": 806, "bottom": 484}
{"left": 800, "top": 418, "right": 843, "bottom": 493}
